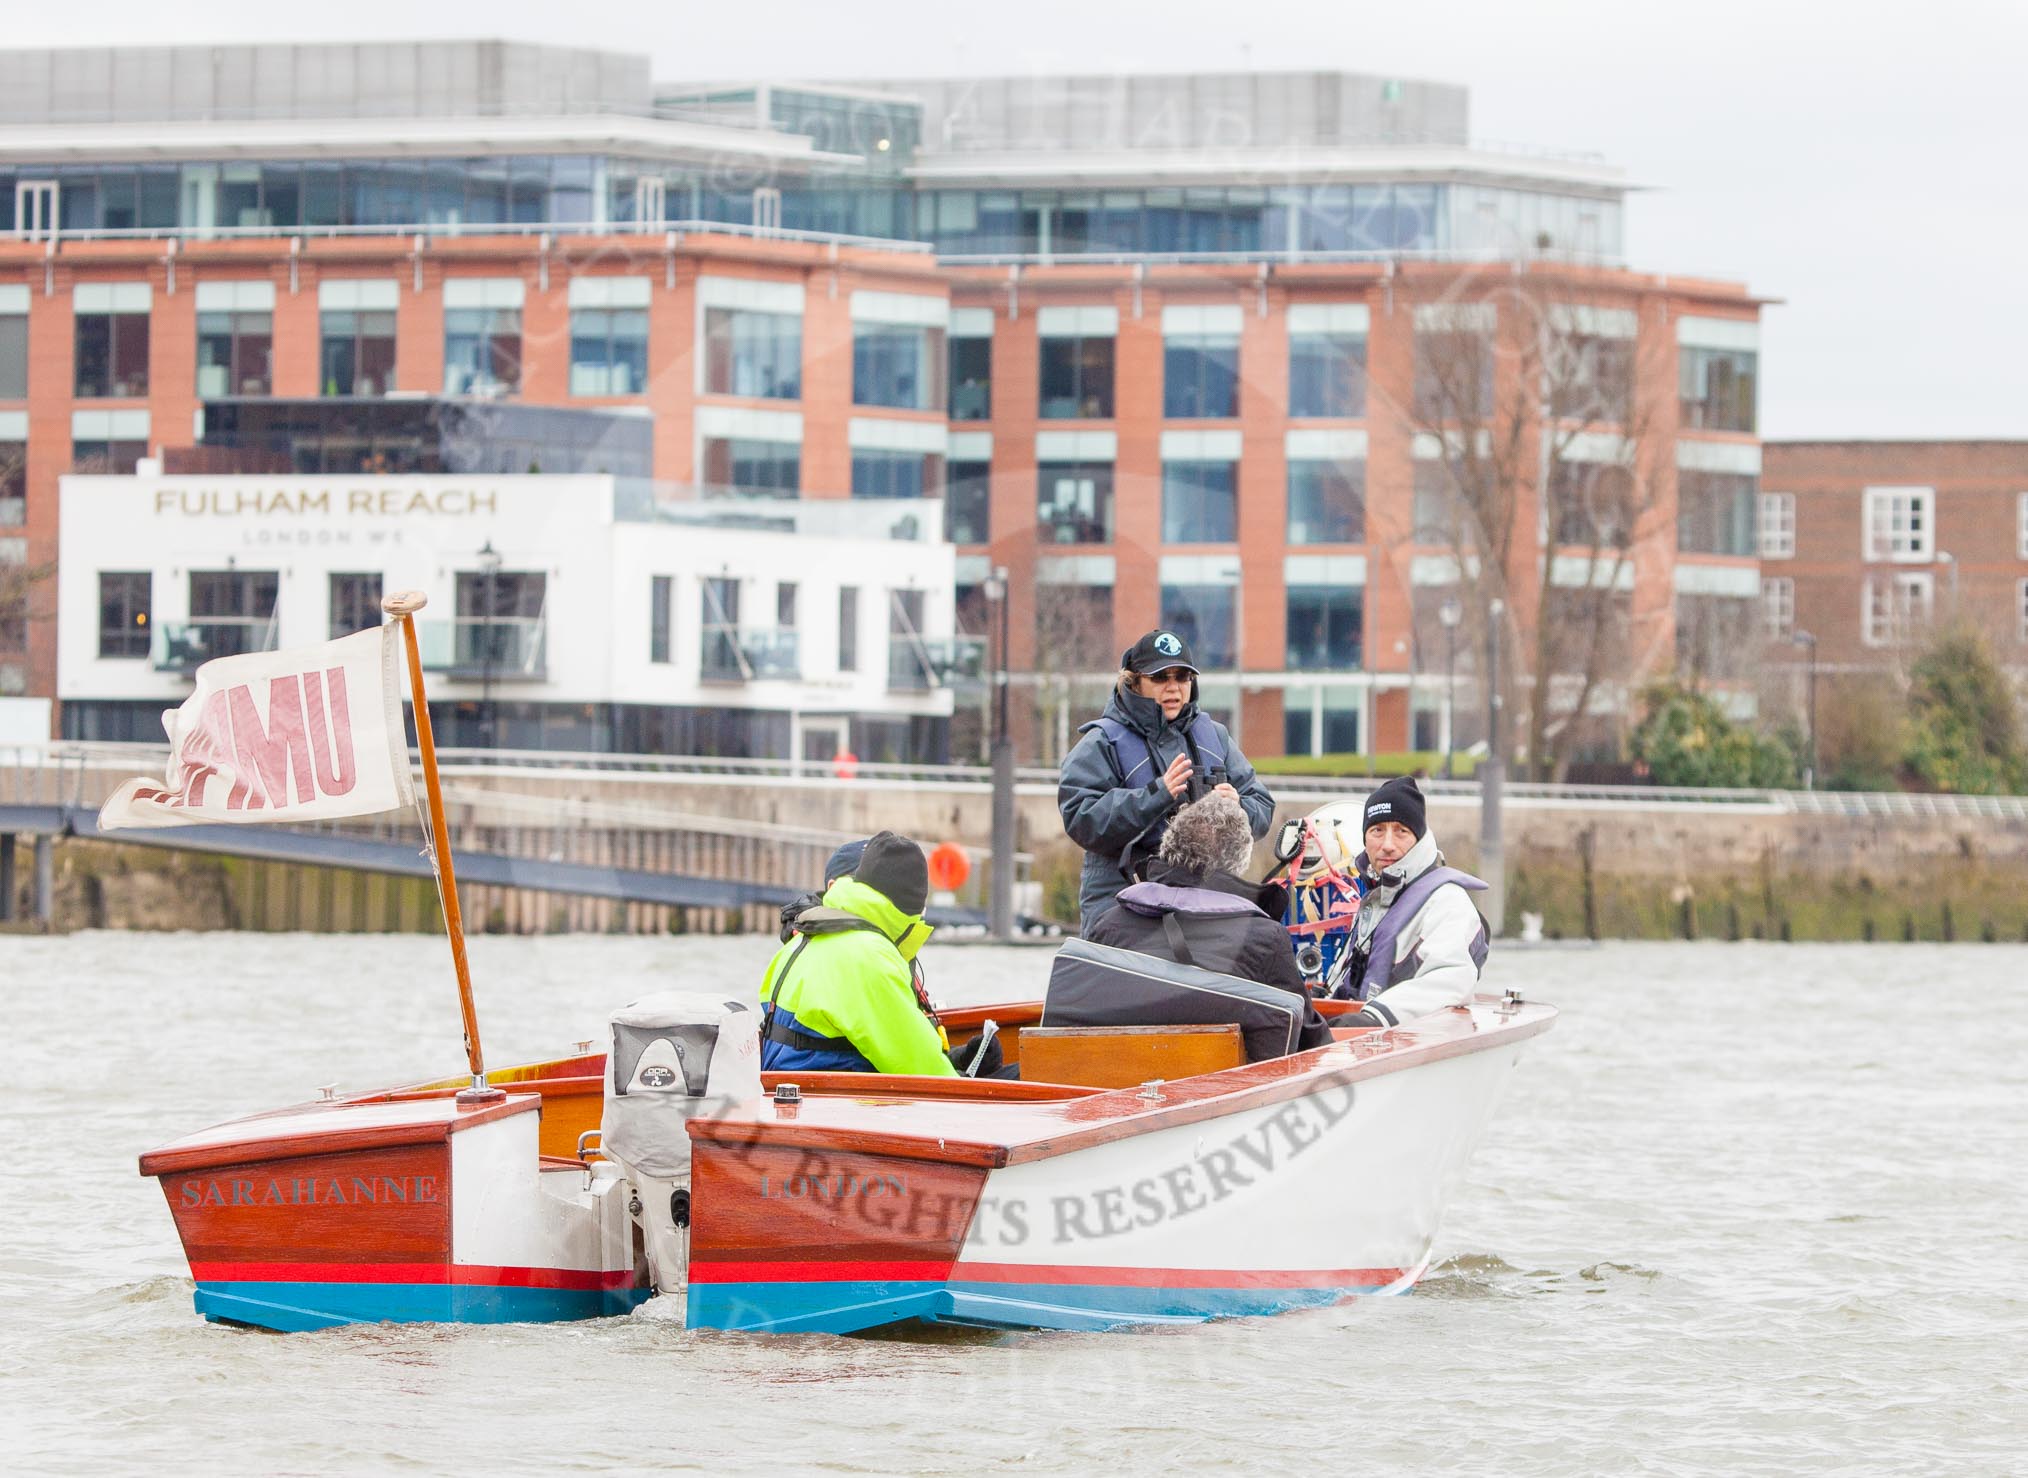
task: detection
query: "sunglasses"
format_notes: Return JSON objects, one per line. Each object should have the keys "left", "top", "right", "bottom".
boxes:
{"left": 1144, "top": 669, "right": 1194, "bottom": 687}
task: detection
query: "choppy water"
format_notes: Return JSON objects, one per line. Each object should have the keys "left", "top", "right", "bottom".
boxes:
{"left": 1, "top": 932, "right": 2024, "bottom": 1476}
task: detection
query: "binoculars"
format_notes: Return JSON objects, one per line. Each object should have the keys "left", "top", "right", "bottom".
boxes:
{"left": 1184, "top": 766, "right": 1231, "bottom": 804}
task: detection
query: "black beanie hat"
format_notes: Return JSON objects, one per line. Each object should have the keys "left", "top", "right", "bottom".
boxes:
{"left": 1363, "top": 777, "right": 1427, "bottom": 843}
{"left": 853, "top": 831, "right": 929, "bottom": 917}
{"left": 824, "top": 838, "right": 868, "bottom": 885}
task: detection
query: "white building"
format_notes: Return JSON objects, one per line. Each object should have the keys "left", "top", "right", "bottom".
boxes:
{"left": 57, "top": 474, "right": 963, "bottom": 762}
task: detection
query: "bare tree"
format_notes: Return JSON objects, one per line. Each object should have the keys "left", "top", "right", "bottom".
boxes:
{"left": 0, "top": 551, "right": 53, "bottom": 696}
{"left": 1398, "top": 281, "right": 1671, "bottom": 780}
{"left": 1031, "top": 582, "right": 1118, "bottom": 764}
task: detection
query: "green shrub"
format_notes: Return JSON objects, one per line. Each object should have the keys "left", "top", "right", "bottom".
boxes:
{"left": 1902, "top": 623, "right": 2026, "bottom": 794}
{"left": 1631, "top": 680, "right": 1799, "bottom": 788}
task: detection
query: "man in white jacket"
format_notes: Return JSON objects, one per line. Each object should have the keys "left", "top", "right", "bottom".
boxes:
{"left": 1332, "top": 776, "right": 1491, "bottom": 1027}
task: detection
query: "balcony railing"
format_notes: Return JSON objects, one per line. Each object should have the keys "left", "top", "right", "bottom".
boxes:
{"left": 415, "top": 618, "right": 548, "bottom": 681}
{"left": 700, "top": 627, "right": 800, "bottom": 682}
{"left": 889, "top": 635, "right": 987, "bottom": 691}
{"left": 151, "top": 618, "right": 279, "bottom": 673}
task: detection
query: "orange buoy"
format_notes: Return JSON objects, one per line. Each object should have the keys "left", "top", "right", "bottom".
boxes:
{"left": 927, "top": 841, "right": 970, "bottom": 892}
{"left": 832, "top": 748, "right": 859, "bottom": 781}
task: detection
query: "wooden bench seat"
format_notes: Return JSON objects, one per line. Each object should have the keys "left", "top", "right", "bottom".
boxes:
{"left": 1019, "top": 1024, "right": 1246, "bottom": 1090}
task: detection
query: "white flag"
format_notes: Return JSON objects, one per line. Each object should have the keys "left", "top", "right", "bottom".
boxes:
{"left": 98, "top": 626, "right": 416, "bottom": 830}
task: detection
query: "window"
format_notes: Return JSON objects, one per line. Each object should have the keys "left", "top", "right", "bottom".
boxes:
{"left": 1283, "top": 686, "right": 1362, "bottom": 757}
{"left": 0, "top": 303, "right": 26, "bottom": 400}
{"left": 443, "top": 280, "right": 524, "bottom": 395}
{"left": 187, "top": 569, "right": 279, "bottom": 661}
{"left": 1760, "top": 492, "right": 1796, "bottom": 559}
{"left": 1414, "top": 330, "right": 1494, "bottom": 420}
{"left": 1679, "top": 347, "right": 1757, "bottom": 433}
{"left": 1675, "top": 592, "right": 1761, "bottom": 681}
{"left": 839, "top": 587, "right": 859, "bottom": 672}
{"left": 946, "top": 460, "right": 990, "bottom": 544}
{"left": 569, "top": 309, "right": 649, "bottom": 396}
{"left": 1763, "top": 576, "right": 1794, "bottom": 641}
{"left": 1164, "top": 335, "right": 1239, "bottom": 418}
{"left": 196, "top": 310, "right": 273, "bottom": 398}
{"left": 700, "top": 577, "right": 741, "bottom": 679}
{"left": 1160, "top": 583, "right": 1236, "bottom": 668}
{"left": 321, "top": 310, "right": 397, "bottom": 396}
{"left": 1678, "top": 471, "right": 1758, "bottom": 557}
{"left": 1549, "top": 459, "right": 1637, "bottom": 549}
{"left": 72, "top": 409, "right": 151, "bottom": 475}
{"left": 1862, "top": 486, "right": 1934, "bottom": 562}
{"left": 853, "top": 324, "right": 944, "bottom": 410}
{"left": 74, "top": 285, "right": 151, "bottom": 398}
{"left": 1286, "top": 584, "right": 1364, "bottom": 670}
{"left": 1162, "top": 460, "right": 1237, "bottom": 543}
{"left": 1040, "top": 333, "right": 1116, "bottom": 419}
{"left": 1863, "top": 572, "right": 1932, "bottom": 647}
{"left": 1035, "top": 583, "right": 1115, "bottom": 674}
{"left": 1287, "top": 459, "right": 1365, "bottom": 544}
{"left": 649, "top": 576, "right": 672, "bottom": 664}
{"left": 949, "top": 335, "right": 991, "bottom": 420}
{"left": 0, "top": 441, "right": 23, "bottom": 529}
{"left": 320, "top": 281, "right": 398, "bottom": 396}
{"left": 98, "top": 572, "right": 151, "bottom": 659}
{"left": 1038, "top": 461, "right": 1114, "bottom": 544}
{"left": 1549, "top": 332, "right": 1633, "bottom": 422}
{"left": 328, "top": 572, "right": 382, "bottom": 640}
{"left": 705, "top": 308, "right": 802, "bottom": 400}
{"left": 453, "top": 570, "right": 546, "bottom": 676}
{"left": 888, "top": 588, "right": 931, "bottom": 689}
{"left": 1289, "top": 329, "right": 1366, "bottom": 418}
{"left": 702, "top": 437, "right": 799, "bottom": 495}
{"left": 852, "top": 449, "right": 939, "bottom": 500}
{"left": 2019, "top": 578, "right": 2028, "bottom": 645}
{"left": 1414, "top": 460, "right": 1468, "bottom": 543}
{"left": 777, "top": 582, "right": 798, "bottom": 630}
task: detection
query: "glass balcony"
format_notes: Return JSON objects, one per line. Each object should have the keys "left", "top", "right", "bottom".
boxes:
{"left": 151, "top": 618, "right": 279, "bottom": 673}
{"left": 700, "top": 627, "right": 800, "bottom": 682}
{"left": 888, "top": 635, "right": 986, "bottom": 691}
{"left": 415, "top": 617, "right": 548, "bottom": 681}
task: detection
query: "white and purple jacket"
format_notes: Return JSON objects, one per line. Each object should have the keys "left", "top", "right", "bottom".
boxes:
{"left": 1335, "top": 830, "right": 1490, "bottom": 1026}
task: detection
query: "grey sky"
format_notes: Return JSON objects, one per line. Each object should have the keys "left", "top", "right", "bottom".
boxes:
{"left": 8, "top": 0, "right": 2022, "bottom": 440}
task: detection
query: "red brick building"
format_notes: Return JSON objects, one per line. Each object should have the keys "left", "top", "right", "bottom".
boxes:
{"left": 0, "top": 43, "right": 1770, "bottom": 762}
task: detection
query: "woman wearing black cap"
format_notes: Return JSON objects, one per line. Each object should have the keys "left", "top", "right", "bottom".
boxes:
{"left": 1330, "top": 777, "right": 1492, "bottom": 1028}
{"left": 1056, "top": 628, "right": 1276, "bottom": 933}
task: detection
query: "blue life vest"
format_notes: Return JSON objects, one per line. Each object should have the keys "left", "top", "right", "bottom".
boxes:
{"left": 1332, "top": 865, "right": 1491, "bottom": 1001}
{"left": 1080, "top": 710, "right": 1228, "bottom": 882}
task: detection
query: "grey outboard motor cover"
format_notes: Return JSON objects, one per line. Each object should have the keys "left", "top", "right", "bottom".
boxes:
{"left": 1041, "top": 937, "right": 1304, "bottom": 1062}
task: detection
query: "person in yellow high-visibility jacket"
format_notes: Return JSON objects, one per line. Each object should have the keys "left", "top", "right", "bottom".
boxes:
{"left": 758, "top": 831, "right": 957, "bottom": 1076}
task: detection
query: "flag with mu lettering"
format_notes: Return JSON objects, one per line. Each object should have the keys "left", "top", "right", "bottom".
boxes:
{"left": 98, "top": 626, "right": 415, "bottom": 830}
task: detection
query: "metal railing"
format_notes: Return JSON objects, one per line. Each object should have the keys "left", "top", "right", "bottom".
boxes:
{"left": 699, "top": 627, "right": 800, "bottom": 682}
{"left": 414, "top": 617, "right": 548, "bottom": 681}
{"left": 16, "top": 217, "right": 935, "bottom": 254}
{"left": 150, "top": 618, "right": 279, "bottom": 673}
{"left": 9, "top": 742, "right": 2028, "bottom": 820}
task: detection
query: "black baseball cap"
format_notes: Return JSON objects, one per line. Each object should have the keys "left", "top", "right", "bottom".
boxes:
{"left": 1123, "top": 629, "right": 1199, "bottom": 675}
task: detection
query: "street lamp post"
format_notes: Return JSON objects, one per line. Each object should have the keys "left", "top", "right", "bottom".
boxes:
{"left": 1439, "top": 595, "right": 1462, "bottom": 778}
{"left": 1792, "top": 628, "right": 1819, "bottom": 790}
{"left": 477, "top": 539, "right": 502, "bottom": 749}
{"left": 983, "top": 565, "right": 1015, "bottom": 940}
{"left": 1479, "top": 596, "right": 1506, "bottom": 937}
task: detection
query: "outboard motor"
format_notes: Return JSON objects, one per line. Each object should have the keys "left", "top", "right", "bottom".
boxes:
{"left": 601, "top": 995, "right": 763, "bottom": 1294}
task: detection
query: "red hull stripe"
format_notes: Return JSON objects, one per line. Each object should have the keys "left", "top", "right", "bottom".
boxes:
{"left": 688, "top": 1258, "right": 1408, "bottom": 1289}
{"left": 688, "top": 1259, "right": 952, "bottom": 1284}
{"left": 188, "top": 1261, "right": 633, "bottom": 1291}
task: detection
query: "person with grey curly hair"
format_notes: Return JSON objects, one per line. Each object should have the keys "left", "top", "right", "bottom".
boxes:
{"left": 1085, "top": 793, "right": 1332, "bottom": 1051}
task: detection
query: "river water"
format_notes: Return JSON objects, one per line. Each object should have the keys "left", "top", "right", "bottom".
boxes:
{"left": 1, "top": 932, "right": 2023, "bottom": 1476}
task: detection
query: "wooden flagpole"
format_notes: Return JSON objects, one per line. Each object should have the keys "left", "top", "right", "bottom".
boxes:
{"left": 382, "top": 590, "right": 502, "bottom": 1105}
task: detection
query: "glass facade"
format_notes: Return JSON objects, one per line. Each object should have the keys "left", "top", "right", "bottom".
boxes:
{"left": 196, "top": 310, "right": 273, "bottom": 398}
{"left": 320, "top": 310, "right": 396, "bottom": 396}
{"left": 701, "top": 437, "right": 800, "bottom": 495}
{"left": 851, "top": 449, "right": 936, "bottom": 499}
{"left": 948, "top": 336, "right": 991, "bottom": 420}
{"left": 444, "top": 308, "right": 521, "bottom": 396}
{"left": 97, "top": 572, "right": 151, "bottom": 658}
{"left": 946, "top": 460, "right": 990, "bottom": 544}
{"left": 1679, "top": 347, "right": 1757, "bottom": 433}
{"left": 75, "top": 310, "right": 149, "bottom": 398}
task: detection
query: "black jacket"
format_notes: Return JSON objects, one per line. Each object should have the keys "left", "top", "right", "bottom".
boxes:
{"left": 1084, "top": 859, "right": 1333, "bottom": 1052}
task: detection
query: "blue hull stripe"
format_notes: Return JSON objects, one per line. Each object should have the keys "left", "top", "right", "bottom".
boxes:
{"left": 193, "top": 1280, "right": 651, "bottom": 1333}
{"left": 687, "top": 1278, "right": 1401, "bottom": 1334}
